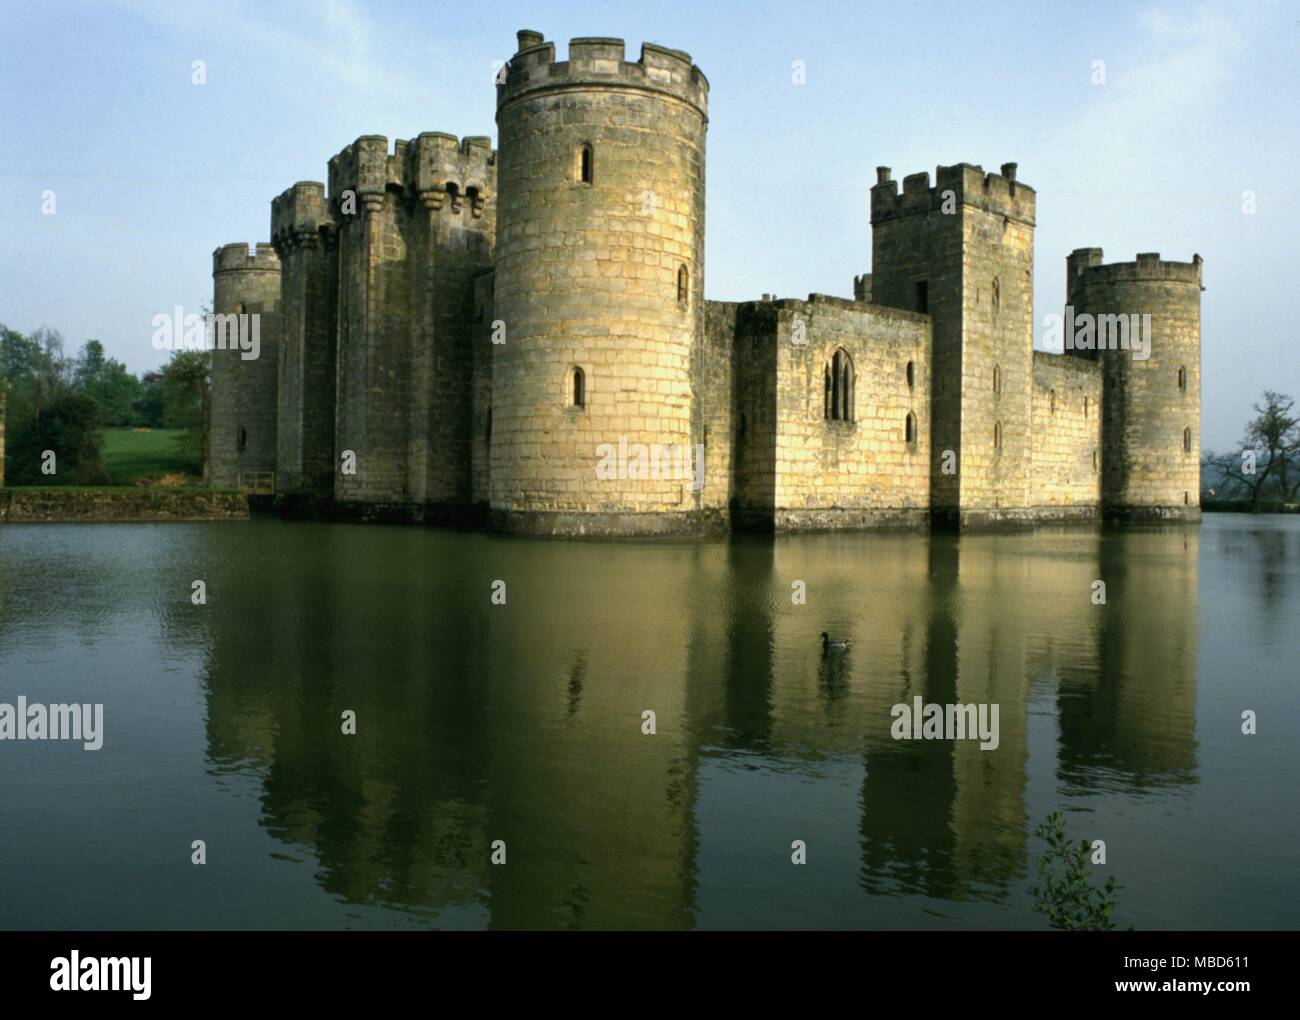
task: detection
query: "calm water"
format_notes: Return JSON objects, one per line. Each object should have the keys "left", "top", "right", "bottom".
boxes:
{"left": 0, "top": 515, "right": 1296, "bottom": 930}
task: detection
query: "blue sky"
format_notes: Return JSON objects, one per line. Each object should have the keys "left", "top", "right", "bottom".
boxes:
{"left": 1, "top": 0, "right": 1295, "bottom": 449}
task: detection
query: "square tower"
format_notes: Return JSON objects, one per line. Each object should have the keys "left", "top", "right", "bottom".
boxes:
{"left": 871, "top": 163, "right": 1036, "bottom": 525}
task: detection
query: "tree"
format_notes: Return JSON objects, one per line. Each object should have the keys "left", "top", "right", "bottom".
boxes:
{"left": 29, "top": 326, "right": 71, "bottom": 401}
{"left": 133, "top": 370, "right": 166, "bottom": 428}
{"left": 1203, "top": 391, "right": 1300, "bottom": 510}
{"left": 73, "top": 339, "right": 108, "bottom": 390}
{"left": 74, "top": 340, "right": 142, "bottom": 426}
{"left": 1, "top": 324, "right": 41, "bottom": 380}
{"left": 162, "top": 349, "right": 211, "bottom": 479}
{"left": 5, "top": 391, "right": 109, "bottom": 485}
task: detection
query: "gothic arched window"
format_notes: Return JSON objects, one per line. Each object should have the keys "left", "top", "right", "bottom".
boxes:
{"left": 825, "top": 349, "right": 855, "bottom": 422}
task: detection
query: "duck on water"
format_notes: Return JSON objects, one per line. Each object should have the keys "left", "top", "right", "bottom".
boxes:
{"left": 821, "top": 632, "right": 851, "bottom": 653}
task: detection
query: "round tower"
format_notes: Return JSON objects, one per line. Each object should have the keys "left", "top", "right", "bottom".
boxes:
{"left": 1068, "top": 250, "right": 1202, "bottom": 520}
{"left": 491, "top": 30, "right": 710, "bottom": 535}
{"left": 210, "top": 243, "right": 281, "bottom": 488}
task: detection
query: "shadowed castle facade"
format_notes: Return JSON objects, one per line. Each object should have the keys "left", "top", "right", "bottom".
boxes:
{"left": 209, "top": 28, "right": 1203, "bottom": 536}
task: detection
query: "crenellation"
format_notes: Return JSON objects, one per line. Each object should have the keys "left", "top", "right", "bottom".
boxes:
{"left": 498, "top": 31, "right": 708, "bottom": 118}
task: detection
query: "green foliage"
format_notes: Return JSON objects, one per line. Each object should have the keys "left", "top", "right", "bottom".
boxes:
{"left": 1030, "top": 812, "right": 1126, "bottom": 931}
{"left": 100, "top": 428, "right": 200, "bottom": 484}
{"left": 161, "top": 349, "right": 210, "bottom": 464}
{"left": 133, "top": 370, "right": 166, "bottom": 428}
{"left": 1, "top": 325, "right": 41, "bottom": 380}
{"left": 2, "top": 325, "right": 190, "bottom": 479}
{"left": 6, "top": 391, "right": 110, "bottom": 485}
{"left": 74, "top": 339, "right": 143, "bottom": 427}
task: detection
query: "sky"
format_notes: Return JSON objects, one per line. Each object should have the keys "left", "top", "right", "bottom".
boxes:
{"left": 1, "top": 0, "right": 1296, "bottom": 450}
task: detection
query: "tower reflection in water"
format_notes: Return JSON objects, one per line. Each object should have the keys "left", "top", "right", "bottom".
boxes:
{"left": 197, "top": 522, "right": 1198, "bottom": 927}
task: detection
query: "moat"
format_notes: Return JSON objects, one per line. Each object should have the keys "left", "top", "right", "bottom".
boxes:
{"left": 0, "top": 514, "right": 1295, "bottom": 930}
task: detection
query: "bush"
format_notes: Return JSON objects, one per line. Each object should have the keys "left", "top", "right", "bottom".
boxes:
{"left": 5, "top": 392, "right": 110, "bottom": 485}
{"left": 1030, "top": 812, "right": 1126, "bottom": 931}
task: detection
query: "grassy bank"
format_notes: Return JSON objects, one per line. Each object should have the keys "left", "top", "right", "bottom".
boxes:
{"left": 100, "top": 427, "right": 201, "bottom": 486}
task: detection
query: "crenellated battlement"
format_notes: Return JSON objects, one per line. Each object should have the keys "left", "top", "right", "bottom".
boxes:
{"left": 325, "top": 133, "right": 497, "bottom": 216}
{"left": 270, "top": 182, "right": 335, "bottom": 253}
{"left": 327, "top": 135, "right": 399, "bottom": 211}
{"left": 213, "top": 242, "right": 280, "bottom": 275}
{"left": 497, "top": 29, "right": 708, "bottom": 117}
{"left": 743, "top": 292, "right": 931, "bottom": 326}
{"left": 403, "top": 132, "right": 496, "bottom": 214}
{"left": 1072, "top": 250, "right": 1204, "bottom": 288}
{"left": 870, "top": 161, "right": 1035, "bottom": 225}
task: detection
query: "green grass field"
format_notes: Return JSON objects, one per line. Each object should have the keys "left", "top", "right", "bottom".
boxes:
{"left": 100, "top": 428, "right": 202, "bottom": 485}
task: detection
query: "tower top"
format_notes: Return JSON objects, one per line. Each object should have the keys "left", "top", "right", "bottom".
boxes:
{"left": 496, "top": 30, "right": 709, "bottom": 118}
{"left": 870, "top": 162, "right": 1036, "bottom": 227}
{"left": 212, "top": 242, "right": 279, "bottom": 275}
{"left": 1072, "top": 250, "right": 1205, "bottom": 288}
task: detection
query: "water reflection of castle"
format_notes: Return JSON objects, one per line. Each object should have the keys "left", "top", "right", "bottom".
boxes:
{"left": 196, "top": 525, "right": 1199, "bottom": 927}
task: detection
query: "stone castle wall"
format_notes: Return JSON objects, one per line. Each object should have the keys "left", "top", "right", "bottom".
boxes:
{"left": 210, "top": 243, "right": 281, "bottom": 488}
{"left": 490, "top": 33, "right": 710, "bottom": 535}
{"left": 731, "top": 302, "right": 779, "bottom": 526}
{"left": 470, "top": 271, "right": 496, "bottom": 508}
{"left": 697, "top": 300, "right": 735, "bottom": 516}
{"left": 871, "top": 163, "right": 1036, "bottom": 525}
{"left": 771, "top": 296, "right": 930, "bottom": 529}
{"left": 1030, "top": 351, "right": 1102, "bottom": 514}
{"left": 271, "top": 181, "right": 338, "bottom": 494}
{"left": 1069, "top": 252, "right": 1203, "bottom": 519}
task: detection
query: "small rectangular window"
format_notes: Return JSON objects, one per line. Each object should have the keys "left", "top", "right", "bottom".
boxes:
{"left": 915, "top": 281, "right": 928, "bottom": 314}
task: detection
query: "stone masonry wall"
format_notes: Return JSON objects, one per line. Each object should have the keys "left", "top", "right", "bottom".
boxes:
{"left": 870, "top": 168, "right": 964, "bottom": 512}
{"left": 1030, "top": 351, "right": 1101, "bottom": 512}
{"left": 210, "top": 243, "right": 281, "bottom": 488}
{"left": 471, "top": 271, "right": 495, "bottom": 507}
{"left": 771, "top": 296, "right": 930, "bottom": 528}
{"left": 405, "top": 135, "right": 496, "bottom": 508}
{"left": 731, "top": 302, "right": 778, "bottom": 525}
{"left": 491, "top": 33, "right": 710, "bottom": 533}
{"left": 698, "top": 300, "right": 735, "bottom": 514}
{"left": 871, "top": 163, "right": 1036, "bottom": 522}
{"left": 1071, "top": 252, "right": 1203, "bottom": 517}
{"left": 954, "top": 166, "right": 1035, "bottom": 517}
{"left": 326, "top": 134, "right": 495, "bottom": 507}
{"left": 271, "top": 181, "right": 338, "bottom": 494}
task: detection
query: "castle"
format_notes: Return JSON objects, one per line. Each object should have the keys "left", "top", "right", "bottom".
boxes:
{"left": 209, "top": 29, "right": 1203, "bottom": 536}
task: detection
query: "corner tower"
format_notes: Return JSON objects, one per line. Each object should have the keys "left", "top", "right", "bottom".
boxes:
{"left": 210, "top": 243, "right": 281, "bottom": 488}
{"left": 871, "top": 163, "right": 1036, "bottom": 526}
{"left": 1067, "top": 250, "right": 1203, "bottom": 519}
{"left": 271, "top": 181, "right": 338, "bottom": 495}
{"left": 492, "top": 30, "right": 710, "bottom": 535}
{"left": 326, "top": 133, "right": 495, "bottom": 510}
